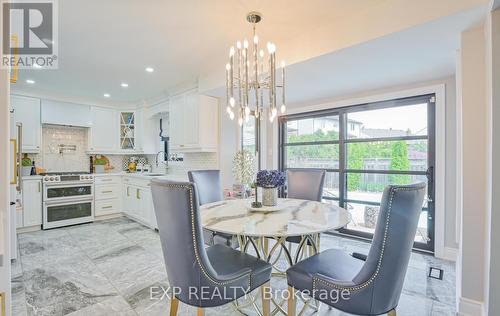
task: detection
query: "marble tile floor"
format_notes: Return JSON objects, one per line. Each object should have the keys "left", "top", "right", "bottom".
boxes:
{"left": 10, "top": 217, "right": 456, "bottom": 316}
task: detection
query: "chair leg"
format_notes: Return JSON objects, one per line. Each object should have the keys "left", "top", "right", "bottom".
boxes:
{"left": 261, "top": 281, "right": 271, "bottom": 316}
{"left": 287, "top": 286, "right": 296, "bottom": 316}
{"left": 388, "top": 309, "right": 397, "bottom": 316}
{"left": 169, "top": 297, "right": 179, "bottom": 316}
{"left": 197, "top": 307, "right": 204, "bottom": 316}
{"left": 263, "top": 238, "right": 269, "bottom": 258}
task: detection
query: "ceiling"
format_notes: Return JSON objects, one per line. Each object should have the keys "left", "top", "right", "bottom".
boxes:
{"left": 258, "top": 5, "right": 488, "bottom": 107}
{"left": 11, "top": 0, "right": 489, "bottom": 107}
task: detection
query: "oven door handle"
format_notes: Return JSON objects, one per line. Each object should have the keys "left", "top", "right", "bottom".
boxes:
{"left": 44, "top": 197, "right": 94, "bottom": 206}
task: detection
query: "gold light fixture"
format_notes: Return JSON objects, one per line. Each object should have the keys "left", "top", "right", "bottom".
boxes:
{"left": 225, "top": 12, "right": 286, "bottom": 125}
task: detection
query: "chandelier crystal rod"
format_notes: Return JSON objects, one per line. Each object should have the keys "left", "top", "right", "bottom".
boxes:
{"left": 225, "top": 12, "right": 286, "bottom": 126}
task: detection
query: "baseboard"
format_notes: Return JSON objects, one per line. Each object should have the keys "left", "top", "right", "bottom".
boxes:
{"left": 17, "top": 225, "right": 41, "bottom": 233}
{"left": 94, "top": 213, "right": 124, "bottom": 221}
{"left": 458, "top": 297, "right": 485, "bottom": 316}
{"left": 442, "top": 247, "right": 458, "bottom": 262}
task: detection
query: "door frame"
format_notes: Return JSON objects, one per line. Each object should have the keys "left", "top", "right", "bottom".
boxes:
{"left": 280, "top": 84, "right": 447, "bottom": 259}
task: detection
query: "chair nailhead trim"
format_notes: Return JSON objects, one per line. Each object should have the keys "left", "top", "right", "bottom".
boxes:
{"left": 312, "top": 186, "right": 419, "bottom": 293}
{"left": 159, "top": 183, "right": 251, "bottom": 289}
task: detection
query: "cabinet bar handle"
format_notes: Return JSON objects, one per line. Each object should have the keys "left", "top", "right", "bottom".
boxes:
{"left": 136, "top": 189, "right": 140, "bottom": 200}
{"left": 102, "top": 190, "right": 113, "bottom": 193}
{"left": 38, "top": 182, "right": 41, "bottom": 192}
{"left": 102, "top": 206, "right": 113, "bottom": 209}
{"left": 126, "top": 187, "right": 130, "bottom": 196}
{"left": 102, "top": 179, "right": 113, "bottom": 182}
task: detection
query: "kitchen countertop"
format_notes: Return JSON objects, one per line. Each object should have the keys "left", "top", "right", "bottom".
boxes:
{"left": 93, "top": 171, "right": 188, "bottom": 181}
{"left": 22, "top": 172, "right": 188, "bottom": 181}
{"left": 22, "top": 175, "right": 43, "bottom": 180}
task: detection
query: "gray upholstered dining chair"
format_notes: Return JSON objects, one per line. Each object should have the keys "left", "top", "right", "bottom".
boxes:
{"left": 188, "top": 170, "right": 238, "bottom": 248}
{"left": 286, "top": 182, "right": 426, "bottom": 316}
{"left": 151, "top": 179, "right": 272, "bottom": 316}
{"left": 285, "top": 169, "right": 326, "bottom": 248}
{"left": 286, "top": 169, "right": 326, "bottom": 202}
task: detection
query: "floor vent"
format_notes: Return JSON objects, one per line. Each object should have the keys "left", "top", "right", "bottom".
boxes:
{"left": 428, "top": 267, "right": 444, "bottom": 280}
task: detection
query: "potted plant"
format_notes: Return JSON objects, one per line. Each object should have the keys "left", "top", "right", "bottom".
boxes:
{"left": 232, "top": 150, "right": 256, "bottom": 196}
{"left": 21, "top": 154, "right": 32, "bottom": 176}
{"left": 256, "top": 170, "right": 286, "bottom": 206}
{"left": 94, "top": 155, "right": 107, "bottom": 174}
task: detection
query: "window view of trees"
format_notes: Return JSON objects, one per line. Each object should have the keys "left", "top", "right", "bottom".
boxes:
{"left": 285, "top": 129, "right": 427, "bottom": 192}
{"left": 281, "top": 97, "right": 433, "bottom": 249}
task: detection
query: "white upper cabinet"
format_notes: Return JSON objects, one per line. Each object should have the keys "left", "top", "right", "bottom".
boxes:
{"left": 41, "top": 99, "right": 92, "bottom": 127}
{"left": 88, "top": 107, "right": 117, "bottom": 152}
{"left": 10, "top": 95, "right": 41, "bottom": 153}
{"left": 87, "top": 107, "right": 147, "bottom": 154}
{"left": 169, "top": 90, "right": 219, "bottom": 152}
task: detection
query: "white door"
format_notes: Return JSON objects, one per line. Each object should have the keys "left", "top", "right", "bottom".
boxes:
{"left": 135, "top": 187, "right": 148, "bottom": 223}
{"left": 143, "top": 189, "right": 157, "bottom": 229}
{"left": 122, "top": 184, "right": 133, "bottom": 216}
{"left": 10, "top": 95, "right": 41, "bottom": 152}
{"left": 22, "top": 180, "right": 42, "bottom": 227}
{"left": 89, "top": 107, "right": 117, "bottom": 152}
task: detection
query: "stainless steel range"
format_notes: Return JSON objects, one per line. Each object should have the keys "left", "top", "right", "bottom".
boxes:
{"left": 42, "top": 172, "right": 94, "bottom": 229}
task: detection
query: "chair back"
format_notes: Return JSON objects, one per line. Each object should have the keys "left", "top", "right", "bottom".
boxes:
{"left": 286, "top": 169, "right": 326, "bottom": 201}
{"left": 353, "top": 182, "right": 426, "bottom": 314}
{"left": 151, "top": 179, "right": 218, "bottom": 305}
{"left": 188, "top": 170, "right": 223, "bottom": 205}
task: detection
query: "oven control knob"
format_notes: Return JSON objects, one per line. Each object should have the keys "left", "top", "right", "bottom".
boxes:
{"left": 44, "top": 176, "right": 49, "bottom": 182}
{"left": 50, "top": 177, "right": 55, "bottom": 181}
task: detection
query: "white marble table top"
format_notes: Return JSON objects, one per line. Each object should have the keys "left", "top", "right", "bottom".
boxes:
{"left": 200, "top": 198, "right": 350, "bottom": 237}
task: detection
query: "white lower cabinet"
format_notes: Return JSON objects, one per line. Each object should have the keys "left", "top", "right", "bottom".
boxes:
{"left": 22, "top": 179, "right": 42, "bottom": 227}
{"left": 122, "top": 177, "right": 157, "bottom": 229}
{"left": 94, "top": 176, "right": 121, "bottom": 217}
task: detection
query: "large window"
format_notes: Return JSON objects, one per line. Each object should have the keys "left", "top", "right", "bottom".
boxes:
{"left": 279, "top": 94, "right": 435, "bottom": 252}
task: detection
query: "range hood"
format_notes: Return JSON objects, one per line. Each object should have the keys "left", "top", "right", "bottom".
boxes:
{"left": 41, "top": 99, "right": 92, "bottom": 127}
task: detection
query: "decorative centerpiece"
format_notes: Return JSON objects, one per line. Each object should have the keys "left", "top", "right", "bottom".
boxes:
{"left": 250, "top": 183, "right": 262, "bottom": 208}
{"left": 232, "top": 150, "right": 256, "bottom": 197}
{"left": 256, "top": 170, "right": 285, "bottom": 206}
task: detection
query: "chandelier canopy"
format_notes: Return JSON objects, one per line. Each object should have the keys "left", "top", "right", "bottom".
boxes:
{"left": 225, "top": 12, "right": 286, "bottom": 125}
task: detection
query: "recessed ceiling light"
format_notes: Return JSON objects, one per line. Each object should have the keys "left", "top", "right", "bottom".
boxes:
{"left": 103, "top": 93, "right": 110, "bottom": 98}
{"left": 26, "top": 79, "right": 35, "bottom": 84}
{"left": 145, "top": 67, "right": 154, "bottom": 73}
{"left": 121, "top": 83, "right": 129, "bottom": 88}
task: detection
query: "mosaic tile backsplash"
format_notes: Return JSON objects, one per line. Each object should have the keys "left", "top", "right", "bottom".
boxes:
{"left": 41, "top": 125, "right": 89, "bottom": 172}
{"left": 28, "top": 125, "right": 218, "bottom": 174}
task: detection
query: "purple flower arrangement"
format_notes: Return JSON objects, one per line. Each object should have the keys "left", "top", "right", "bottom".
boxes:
{"left": 256, "top": 170, "right": 286, "bottom": 188}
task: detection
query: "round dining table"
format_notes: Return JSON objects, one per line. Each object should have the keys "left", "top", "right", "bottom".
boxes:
{"left": 200, "top": 198, "right": 350, "bottom": 315}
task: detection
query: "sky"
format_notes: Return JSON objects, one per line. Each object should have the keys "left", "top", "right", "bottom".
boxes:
{"left": 348, "top": 103, "right": 428, "bottom": 134}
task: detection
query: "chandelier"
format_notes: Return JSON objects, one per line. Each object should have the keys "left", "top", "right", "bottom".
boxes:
{"left": 225, "top": 12, "right": 286, "bottom": 125}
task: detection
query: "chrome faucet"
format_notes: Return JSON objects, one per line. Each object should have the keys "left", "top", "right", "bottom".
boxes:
{"left": 155, "top": 151, "right": 168, "bottom": 167}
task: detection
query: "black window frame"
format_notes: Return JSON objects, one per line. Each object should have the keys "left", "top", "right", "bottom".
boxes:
{"left": 278, "top": 94, "right": 435, "bottom": 253}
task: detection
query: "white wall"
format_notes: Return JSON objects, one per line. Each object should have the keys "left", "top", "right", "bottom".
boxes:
{"left": 218, "top": 103, "right": 239, "bottom": 189}
{"left": 486, "top": 7, "right": 500, "bottom": 316}
{"left": 457, "top": 24, "right": 489, "bottom": 315}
